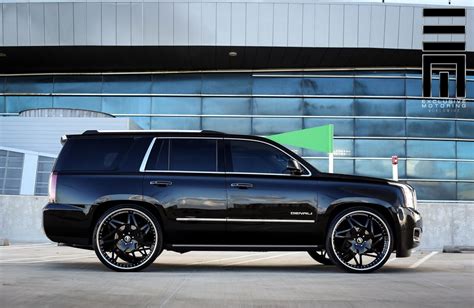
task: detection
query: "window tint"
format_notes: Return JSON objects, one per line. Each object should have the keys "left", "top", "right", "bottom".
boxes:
{"left": 228, "top": 140, "right": 295, "bottom": 174}
{"left": 145, "top": 139, "right": 169, "bottom": 170}
{"left": 55, "top": 138, "right": 134, "bottom": 172}
{"left": 146, "top": 139, "right": 217, "bottom": 172}
{"left": 170, "top": 139, "right": 217, "bottom": 172}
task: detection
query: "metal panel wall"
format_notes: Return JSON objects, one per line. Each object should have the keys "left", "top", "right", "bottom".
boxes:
{"left": 384, "top": 5, "right": 400, "bottom": 48}
{"left": 116, "top": 3, "right": 131, "bottom": 46}
{"left": 315, "top": 4, "right": 329, "bottom": 47}
{"left": 302, "top": 4, "right": 315, "bottom": 47}
{"left": 59, "top": 3, "right": 73, "bottom": 46}
{"left": 273, "top": 3, "right": 288, "bottom": 47}
{"left": 344, "top": 5, "right": 358, "bottom": 48}
{"left": 73, "top": 3, "right": 87, "bottom": 46}
{"left": 288, "top": 3, "right": 303, "bottom": 47}
{"left": 358, "top": 5, "right": 371, "bottom": 47}
{"left": 216, "top": 2, "right": 231, "bottom": 46}
{"left": 144, "top": 2, "right": 159, "bottom": 45}
{"left": 329, "top": 4, "right": 344, "bottom": 47}
{"left": 231, "top": 3, "right": 245, "bottom": 46}
{"left": 0, "top": 1, "right": 473, "bottom": 51}
{"left": 86, "top": 2, "right": 101, "bottom": 45}
{"left": 201, "top": 2, "right": 216, "bottom": 46}
{"left": 30, "top": 3, "right": 44, "bottom": 46}
{"left": 102, "top": 3, "right": 117, "bottom": 46}
{"left": 17, "top": 3, "right": 28, "bottom": 46}
{"left": 44, "top": 3, "right": 58, "bottom": 45}
{"left": 131, "top": 2, "right": 143, "bottom": 45}
{"left": 3, "top": 3, "right": 17, "bottom": 46}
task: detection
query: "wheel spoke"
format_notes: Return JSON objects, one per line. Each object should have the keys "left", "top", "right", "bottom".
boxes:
{"left": 97, "top": 209, "right": 158, "bottom": 270}
{"left": 353, "top": 255, "right": 360, "bottom": 266}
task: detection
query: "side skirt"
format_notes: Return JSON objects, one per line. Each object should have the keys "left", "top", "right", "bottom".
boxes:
{"left": 166, "top": 244, "right": 324, "bottom": 252}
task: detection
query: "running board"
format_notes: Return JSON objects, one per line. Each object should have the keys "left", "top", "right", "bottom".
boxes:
{"left": 168, "top": 244, "right": 323, "bottom": 252}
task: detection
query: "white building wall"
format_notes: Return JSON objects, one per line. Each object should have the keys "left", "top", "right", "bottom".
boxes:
{"left": 0, "top": 117, "right": 138, "bottom": 155}
{"left": 1, "top": 1, "right": 472, "bottom": 51}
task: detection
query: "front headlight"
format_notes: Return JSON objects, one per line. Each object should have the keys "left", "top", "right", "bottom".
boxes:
{"left": 390, "top": 182, "right": 417, "bottom": 210}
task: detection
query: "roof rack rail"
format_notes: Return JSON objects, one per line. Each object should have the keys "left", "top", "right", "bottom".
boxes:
{"left": 82, "top": 129, "right": 225, "bottom": 135}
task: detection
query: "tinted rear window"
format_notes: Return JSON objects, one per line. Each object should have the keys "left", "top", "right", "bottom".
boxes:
{"left": 55, "top": 137, "right": 134, "bottom": 172}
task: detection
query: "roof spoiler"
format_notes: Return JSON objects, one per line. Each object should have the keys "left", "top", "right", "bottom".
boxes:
{"left": 60, "top": 135, "right": 68, "bottom": 145}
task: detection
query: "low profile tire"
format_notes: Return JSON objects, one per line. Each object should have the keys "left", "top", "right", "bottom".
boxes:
{"left": 307, "top": 249, "right": 333, "bottom": 265}
{"left": 326, "top": 207, "right": 393, "bottom": 273}
{"left": 93, "top": 205, "right": 163, "bottom": 272}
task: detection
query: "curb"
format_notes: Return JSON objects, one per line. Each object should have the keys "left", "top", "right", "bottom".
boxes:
{"left": 443, "top": 246, "right": 474, "bottom": 253}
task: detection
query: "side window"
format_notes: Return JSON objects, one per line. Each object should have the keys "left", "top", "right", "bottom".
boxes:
{"left": 146, "top": 138, "right": 218, "bottom": 172}
{"left": 228, "top": 140, "right": 295, "bottom": 174}
{"left": 145, "top": 139, "right": 169, "bottom": 170}
{"left": 55, "top": 138, "right": 134, "bottom": 171}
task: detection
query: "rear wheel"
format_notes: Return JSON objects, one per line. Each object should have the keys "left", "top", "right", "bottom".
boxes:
{"left": 93, "top": 205, "right": 163, "bottom": 271}
{"left": 326, "top": 207, "right": 393, "bottom": 273}
{"left": 307, "top": 249, "right": 333, "bottom": 265}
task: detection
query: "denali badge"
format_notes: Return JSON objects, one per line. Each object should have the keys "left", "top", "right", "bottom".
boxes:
{"left": 290, "top": 211, "right": 313, "bottom": 216}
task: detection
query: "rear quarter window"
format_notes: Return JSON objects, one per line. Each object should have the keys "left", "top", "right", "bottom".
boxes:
{"left": 54, "top": 137, "right": 135, "bottom": 172}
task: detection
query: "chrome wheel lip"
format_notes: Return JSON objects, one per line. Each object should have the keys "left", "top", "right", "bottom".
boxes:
{"left": 96, "top": 208, "right": 158, "bottom": 270}
{"left": 331, "top": 210, "right": 391, "bottom": 272}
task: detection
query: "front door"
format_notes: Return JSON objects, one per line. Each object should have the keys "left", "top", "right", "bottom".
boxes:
{"left": 142, "top": 137, "right": 227, "bottom": 245}
{"left": 225, "top": 139, "right": 318, "bottom": 246}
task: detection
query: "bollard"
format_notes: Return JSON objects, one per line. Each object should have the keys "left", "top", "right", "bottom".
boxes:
{"left": 392, "top": 155, "right": 399, "bottom": 181}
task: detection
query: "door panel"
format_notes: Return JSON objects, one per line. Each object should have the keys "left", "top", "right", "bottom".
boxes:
{"left": 226, "top": 175, "right": 318, "bottom": 245}
{"left": 143, "top": 173, "right": 227, "bottom": 244}
{"left": 141, "top": 137, "right": 227, "bottom": 245}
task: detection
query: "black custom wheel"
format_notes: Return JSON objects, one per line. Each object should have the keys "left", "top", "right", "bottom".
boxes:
{"left": 93, "top": 205, "right": 163, "bottom": 271}
{"left": 307, "top": 249, "right": 333, "bottom": 265}
{"left": 326, "top": 207, "right": 393, "bottom": 273}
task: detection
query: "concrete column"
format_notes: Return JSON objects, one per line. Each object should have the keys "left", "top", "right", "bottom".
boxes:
{"left": 20, "top": 153, "right": 39, "bottom": 195}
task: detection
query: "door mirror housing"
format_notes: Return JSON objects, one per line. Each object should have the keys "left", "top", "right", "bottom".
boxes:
{"left": 287, "top": 159, "right": 303, "bottom": 175}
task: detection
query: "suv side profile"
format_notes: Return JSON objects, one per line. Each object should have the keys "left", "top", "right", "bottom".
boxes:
{"left": 43, "top": 130, "right": 422, "bottom": 273}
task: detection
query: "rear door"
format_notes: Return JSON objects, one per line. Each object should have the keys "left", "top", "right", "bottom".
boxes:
{"left": 142, "top": 137, "right": 227, "bottom": 245}
{"left": 224, "top": 138, "right": 319, "bottom": 245}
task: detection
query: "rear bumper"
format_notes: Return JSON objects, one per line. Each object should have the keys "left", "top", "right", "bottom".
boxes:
{"left": 396, "top": 207, "right": 423, "bottom": 257}
{"left": 43, "top": 203, "right": 92, "bottom": 246}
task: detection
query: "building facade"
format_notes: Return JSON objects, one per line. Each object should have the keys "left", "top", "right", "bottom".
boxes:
{"left": 1, "top": 0, "right": 473, "bottom": 201}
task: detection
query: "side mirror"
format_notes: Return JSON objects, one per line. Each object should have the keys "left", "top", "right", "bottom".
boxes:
{"left": 287, "top": 159, "right": 303, "bottom": 175}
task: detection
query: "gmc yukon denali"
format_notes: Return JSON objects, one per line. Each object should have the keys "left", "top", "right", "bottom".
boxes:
{"left": 43, "top": 130, "right": 422, "bottom": 272}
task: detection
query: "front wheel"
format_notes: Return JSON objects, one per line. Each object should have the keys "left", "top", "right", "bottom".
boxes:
{"left": 93, "top": 205, "right": 163, "bottom": 271}
{"left": 326, "top": 207, "right": 393, "bottom": 273}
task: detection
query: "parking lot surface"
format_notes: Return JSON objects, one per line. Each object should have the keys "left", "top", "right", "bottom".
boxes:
{"left": 1, "top": 244, "right": 473, "bottom": 308}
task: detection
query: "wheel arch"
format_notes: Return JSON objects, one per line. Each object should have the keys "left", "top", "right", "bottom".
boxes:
{"left": 89, "top": 200, "right": 167, "bottom": 245}
{"left": 324, "top": 202, "right": 400, "bottom": 252}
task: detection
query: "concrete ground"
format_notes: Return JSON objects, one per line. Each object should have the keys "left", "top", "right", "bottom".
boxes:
{"left": 0, "top": 245, "right": 473, "bottom": 308}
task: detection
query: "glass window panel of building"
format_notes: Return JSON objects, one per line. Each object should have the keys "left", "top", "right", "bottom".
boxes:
{"left": 2, "top": 69, "right": 473, "bottom": 201}
{"left": 35, "top": 156, "right": 55, "bottom": 196}
{"left": 0, "top": 150, "right": 24, "bottom": 195}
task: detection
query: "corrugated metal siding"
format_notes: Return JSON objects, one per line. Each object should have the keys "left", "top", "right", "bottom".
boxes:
{"left": 0, "top": 117, "right": 135, "bottom": 155}
{"left": 0, "top": 1, "right": 473, "bottom": 51}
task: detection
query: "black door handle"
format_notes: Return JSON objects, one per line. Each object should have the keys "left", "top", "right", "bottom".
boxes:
{"left": 150, "top": 180, "right": 172, "bottom": 187}
{"left": 230, "top": 183, "right": 253, "bottom": 189}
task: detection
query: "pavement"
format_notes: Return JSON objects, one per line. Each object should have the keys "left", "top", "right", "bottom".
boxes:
{"left": 0, "top": 244, "right": 473, "bottom": 308}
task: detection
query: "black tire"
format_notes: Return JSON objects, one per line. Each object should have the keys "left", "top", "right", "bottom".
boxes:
{"left": 307, "top": 249, "right": 333, "bottom": 265}
{"left": 326, "top": 207, "right": 393, "bottom": 273}
{"left": 92, "top": 205, "right": 163, "bottom": 272}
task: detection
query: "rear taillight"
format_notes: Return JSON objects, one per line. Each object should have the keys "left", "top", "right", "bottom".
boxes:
{"left": 48, "top": 172, "right": 58, "bottom": 203}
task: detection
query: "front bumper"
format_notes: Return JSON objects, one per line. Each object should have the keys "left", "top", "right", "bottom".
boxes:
{"left": 43, "top": 203, "right": 92, "bottom": 246}
{"left": 396, "top": 207, "right": 423, "bottom": 257}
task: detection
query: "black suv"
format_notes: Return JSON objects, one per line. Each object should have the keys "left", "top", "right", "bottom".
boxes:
{"left": 43, "top": 130, "right": 422, "bottom": 273}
